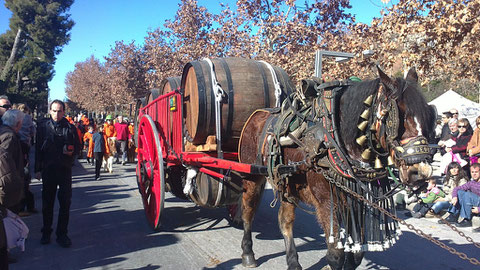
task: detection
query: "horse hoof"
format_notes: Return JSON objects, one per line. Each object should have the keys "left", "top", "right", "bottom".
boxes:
{"left": 287, "top": 265, "right": 302, "bottom": 270}
{"left": 241, "top": 254, "right": 257, "bottom": 268}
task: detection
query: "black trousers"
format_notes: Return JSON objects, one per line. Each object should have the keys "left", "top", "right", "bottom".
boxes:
{"left": 41, "top": 165, "right": 72, "bottom": 237}
{"left": 94, "top": 152, "right": 103, "bottom": 179}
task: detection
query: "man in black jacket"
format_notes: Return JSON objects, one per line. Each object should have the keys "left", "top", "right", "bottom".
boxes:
{"left": 35, "top": 100, "right": 79, "bottom": 248}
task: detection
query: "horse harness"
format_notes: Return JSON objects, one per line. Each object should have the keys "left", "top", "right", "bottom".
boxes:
{"left": 260, "top": 79, "right": 407, "bottom": 203}
{"left": 253, "top": 78, "right": 434, "bottom": 252}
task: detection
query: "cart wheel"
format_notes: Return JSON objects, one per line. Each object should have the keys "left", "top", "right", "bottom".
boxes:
{"left": 136, "top": 114, "right": 165, "bottom": 230}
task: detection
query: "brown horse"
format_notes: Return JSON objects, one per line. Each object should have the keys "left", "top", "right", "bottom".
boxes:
{"left": 238, "top": 67, "right": 436, "bottom": 270}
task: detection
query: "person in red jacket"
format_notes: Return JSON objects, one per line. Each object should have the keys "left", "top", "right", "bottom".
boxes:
{"left": 114, "top": 115, "right": 129, "bottom": 165}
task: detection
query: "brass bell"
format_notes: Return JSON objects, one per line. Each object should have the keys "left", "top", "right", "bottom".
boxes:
{"left": 357, "top": 121, "right": 368, "bottom": 131}
{"left": 387, "top": 156, "right": 394, "bottom": 166}
{"left": 370, "top": 122, "right": 377, "bottom": 132}
{"left": 356, "top": 135, "right": 367, "bottom": 146}
{"left": 361, "top": 149, "right": 371, "bottom": 160}
{"left": 375, "top": 157, "right": 383, "bottom": 169}
{"left": 360, "top": 108, "right": 370, "bottom": 120}
{"left": 364, "top": 95, "right": 373, "bottom": 106}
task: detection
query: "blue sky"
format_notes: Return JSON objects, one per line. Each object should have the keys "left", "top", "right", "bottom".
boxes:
{"left": 0, "top": 0, "right": 393, "bottom": 101}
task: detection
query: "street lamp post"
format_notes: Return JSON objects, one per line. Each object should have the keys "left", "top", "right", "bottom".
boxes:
{"left": 314, "top": 50, "right": 375, "bottom": 79}
{"left": 314, "top": 50, "right": 354, "bottom": 79}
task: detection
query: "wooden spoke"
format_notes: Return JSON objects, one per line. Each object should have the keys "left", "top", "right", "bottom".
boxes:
{"left": 136, "top": 114, "right": 165, "bottom": 230}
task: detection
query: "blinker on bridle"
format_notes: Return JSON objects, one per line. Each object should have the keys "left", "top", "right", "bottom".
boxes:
{"left": 356, "top": 81, "right": 431, "bottom": 168}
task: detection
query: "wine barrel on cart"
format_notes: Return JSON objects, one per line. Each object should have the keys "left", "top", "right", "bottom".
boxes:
{"left": 182, "top": 57, "right": 294, "bottom": 151}
{"left": 160, "top": 76, "right": 181, "bottom": 95}
{"left": 146, "top": 88, "right": 161, "bottom": 104}
{"left": 189, "top": 171, "right": 243, "bottom": 208}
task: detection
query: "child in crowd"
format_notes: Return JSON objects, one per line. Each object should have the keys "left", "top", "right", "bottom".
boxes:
{"left": 411, "top": 178, "right": 446, "bottom": 218}
{"left": 92, "top": 125, "right": 107, "bottom": 181}
{"left": 83, "top": 125, "right": 94, "bottom": 166}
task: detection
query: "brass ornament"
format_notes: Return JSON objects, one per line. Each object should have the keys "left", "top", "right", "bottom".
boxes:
{"left": 375, "top": 157, "right": 383, "bottom": 169}
{"left": 361, "top": 149, "right": 371, "bottom": 160}
{"left": 364, "top": 95, "right": 373, "bottom": 106}
{"left": 360, "top": 109, "right": 370, "bottom": 120}
{"left": 357, "top": 121, "right": 368, "bottom": 131}
{"left": 356, "top": 135, "right": 367, "bottom": 146}
{"left": 387, "top": 156, "right": 394, "bottom": 166}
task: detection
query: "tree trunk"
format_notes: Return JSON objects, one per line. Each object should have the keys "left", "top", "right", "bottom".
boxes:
{"left": 0, "top": 28, "right": 23, "bottom": 82}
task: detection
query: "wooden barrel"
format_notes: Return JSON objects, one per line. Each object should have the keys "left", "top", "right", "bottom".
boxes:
{"left": 181, "top": 57, "right": 294, "bottom": 151}
{"left": 160, "top": 76, "right": 181, "bottom": 95}
{"left": 145, "top": 88, "right": 161, "bottom": 104}
{"left": 189, "top": 171, "right": 243, "bottom": 208}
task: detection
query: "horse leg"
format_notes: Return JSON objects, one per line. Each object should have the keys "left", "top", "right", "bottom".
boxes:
{"left": 325, "top": 244, "right": 345, "bottom": 270}
{"left": 278, "top": 201, "right": 302, "bottom": 270}
{"left": 241, "top": 177, "right": 265, "bottom": 268}
{"left": 343, "top": 252, "right": 364, "bottom": 270}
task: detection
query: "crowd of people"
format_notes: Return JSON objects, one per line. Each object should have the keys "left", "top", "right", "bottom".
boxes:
{"left": 0, "top": 95, "right": 135, "bottom": 269}
{"left": 410, "top": 108, "right": 480, "bottom": 232}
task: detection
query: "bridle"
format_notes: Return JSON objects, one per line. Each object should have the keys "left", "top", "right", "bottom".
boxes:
{"left": 365, "top": 82, "right": 432, "bottom": 169}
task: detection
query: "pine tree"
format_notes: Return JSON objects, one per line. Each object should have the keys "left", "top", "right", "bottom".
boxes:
{"left": 0, "top": 0, "right": 74, "bottom": 111}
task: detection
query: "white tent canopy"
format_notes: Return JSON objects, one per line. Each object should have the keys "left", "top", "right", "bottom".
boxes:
{"left": 428, "top": 90, "right": 480, "bottom": 127}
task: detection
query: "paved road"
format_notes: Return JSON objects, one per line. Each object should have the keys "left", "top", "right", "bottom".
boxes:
{"left": 9, "top": 159, "right": 480, "bottom": 270}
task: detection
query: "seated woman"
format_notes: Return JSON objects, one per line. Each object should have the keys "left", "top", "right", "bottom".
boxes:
{"left": 439, "top": 118, "right": 473, "bottom": 173}
{"left": 447, "top": 118, "right": 473, "bottom": 158}
{"left": 467, "top": 116, "right": 480, "bottom": 164}
{"left": 431, "top": 162, "right": 469, "bottom": 215}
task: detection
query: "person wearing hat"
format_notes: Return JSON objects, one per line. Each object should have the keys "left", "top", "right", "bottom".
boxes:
{"left": 103, "top": 115, "right": 116, "bottom": 139}
{"left": 450, "top": 108, "right": 459, "bottom": 119}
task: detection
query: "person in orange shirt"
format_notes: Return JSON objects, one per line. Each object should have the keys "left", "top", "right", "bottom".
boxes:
{"left": 128, "top": 121, "right": 134, "bottom": 137}
{"left": 103, "top": 115, "right": 116, "bottom": 138}
{"left": 127, "top": 120, "right": 136, "bottom": 163}
{"left": 83, "top": 125, "right": 94, "bottom": 165}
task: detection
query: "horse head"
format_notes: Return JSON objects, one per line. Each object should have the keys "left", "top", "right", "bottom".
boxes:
{"left": 341, "top": 67, "right": 436, "bottom": 186}
{"left": 376, "top": 67, "right": 437, "bottom": 185}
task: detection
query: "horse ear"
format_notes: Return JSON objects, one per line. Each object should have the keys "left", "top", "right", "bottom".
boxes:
{"left": 405, "top": 67, "right": 418, "bottom": 82}
{"left": 377, "top": 65, "right": 398, "bottom": 97}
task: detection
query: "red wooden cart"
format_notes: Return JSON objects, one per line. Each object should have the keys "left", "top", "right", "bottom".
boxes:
{"left": 136, "top": 90, "right": 272, "bottom": 229}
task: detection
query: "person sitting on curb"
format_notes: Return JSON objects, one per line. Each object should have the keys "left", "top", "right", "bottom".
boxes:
{"left": 430, "top": 162, "right": 469, "bottom": 216}
{"left": 411, "top": 178, "right": 445, "bottom": 218}
{"left": 439, "top": 163, "right": 480, "bottom": 228}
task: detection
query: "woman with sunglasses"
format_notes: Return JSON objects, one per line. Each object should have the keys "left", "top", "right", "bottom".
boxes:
{"left": 467, "top": 116, "right": 480, "bottom": 164}
{"left": 446, "top": 118, "right": 473, "bottom": 158}
{"left": 444, "top": 118, "right": 473, "bottom": 176}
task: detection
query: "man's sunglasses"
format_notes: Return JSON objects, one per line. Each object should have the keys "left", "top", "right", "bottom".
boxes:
{"left": 458, "top": 125, "right": 467, "bottom": 128}
{"left": 0, "top": 104, "right": 11, "bottom": 109}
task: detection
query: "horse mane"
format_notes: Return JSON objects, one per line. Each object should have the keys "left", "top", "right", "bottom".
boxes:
{"left": 338, "top": 76, "right": 435, "bottom": 155}
{"left": 339, "top": 79, "right": 380, "bottom": 154}
{"left": 396, "top": 77, "right": 435, "bottom": 141}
